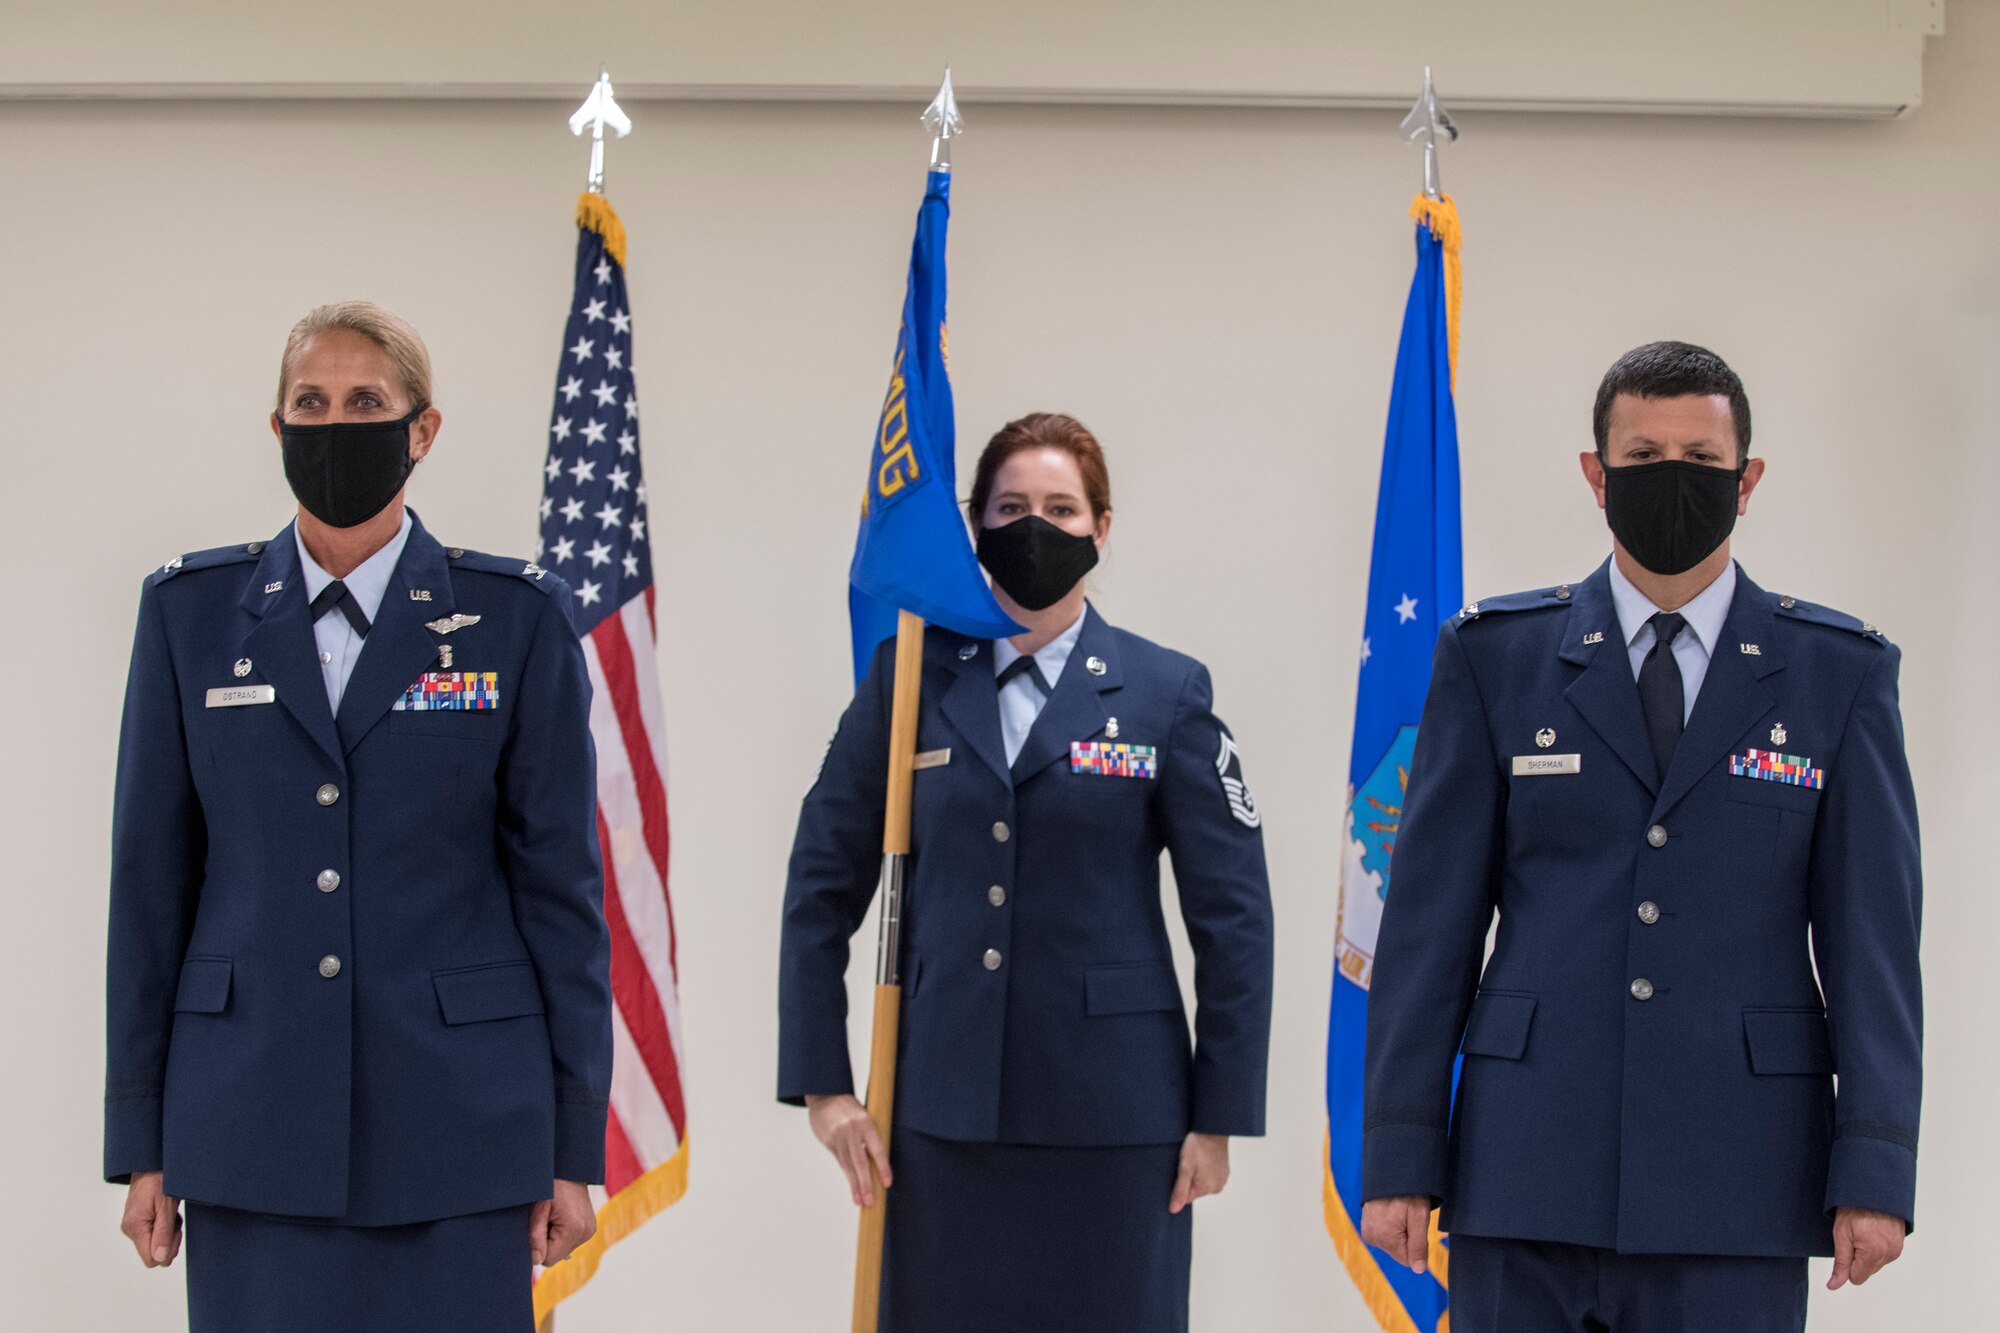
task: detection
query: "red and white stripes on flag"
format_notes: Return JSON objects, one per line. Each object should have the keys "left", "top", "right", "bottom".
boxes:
{"left": 532, "top": 193, "right": 689, "bottom": 1322}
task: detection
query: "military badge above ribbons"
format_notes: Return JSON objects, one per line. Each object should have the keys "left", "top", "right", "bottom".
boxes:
{"left": 1324, "top": 87, "right": 1464, "bottom": 1332}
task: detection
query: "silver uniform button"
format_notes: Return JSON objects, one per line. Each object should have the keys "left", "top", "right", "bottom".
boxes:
{"left": 319, "top": 954, "right": 343, "bottom": 979}
{"left": 316, "top": 783, "right": 341, "bottom": 807}
{"left": 1630, "top": 977, "right": 1655, "bottom": 1001}
{"left": 1636, "top": 900, "right": 1660, "bottom": 925}
{"left": 982, "top": 949, "right": 1002, "bottom": 971}
{"left": 1555, "top": 585, "right": 1572, "bottom": 600}
{"left": 317, "top": 869, "right": 341, "bottom": 893}
{"left": 988, "top": 885, "right": 1006, "bottom": 907}
{"left": 1779, "top": 596, "right": 1797, "bottom": 610}
{"left": 246, "top": 542, "right": 265, "bottom": 555}
{"left": 992, "top": 821, "right": 1011, "bottom": 843}
{"left": 1646, "top": 824, "right": 1668, "bottom": 848}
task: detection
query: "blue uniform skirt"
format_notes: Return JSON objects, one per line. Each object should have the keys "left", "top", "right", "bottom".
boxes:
{"left": 880, "top": 1130, "right": 1192, "bottom": 1333}
{"left": 184, "top": 1203, "right": 535, "bottom": 1333}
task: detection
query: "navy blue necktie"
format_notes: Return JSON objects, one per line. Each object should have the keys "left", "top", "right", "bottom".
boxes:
{"left": 309, "top": 580, "right": 372, "bottom": 638}
{"left": 1637, "top": 611, "right": 1688, "bottom": 779}
{"left": 996, "top": 654, "right": 1050, "bottom": 697}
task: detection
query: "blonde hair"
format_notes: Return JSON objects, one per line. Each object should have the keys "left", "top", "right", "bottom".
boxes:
{"left": 275, "top": 300, "right": 433, "bottom": 413}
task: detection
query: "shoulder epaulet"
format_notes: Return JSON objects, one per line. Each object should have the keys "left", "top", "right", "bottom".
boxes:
{"left": 443, "top": 545, "right": 563, "bottom": 596}
{"left": 1773, "top": 594, "right": 1888, "bottom": 644}
{"left": 1454, "top": 583, "right": 1578, "bottom": 627}
{"left": 146, "top": 540, "right": 266, "bottom": 586}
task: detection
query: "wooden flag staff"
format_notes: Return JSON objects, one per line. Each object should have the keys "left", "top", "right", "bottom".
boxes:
{"left": 852, "top": 610, "right": 927, "bottom": 1332}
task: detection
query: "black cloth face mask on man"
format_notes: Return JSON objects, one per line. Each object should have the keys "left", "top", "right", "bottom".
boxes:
{"left": 1600, "top": 457, "right": 1744, "bottom": 577}
{"left": 976, "top": 514, "right": 1100, "bottom": 611}
{"left": 279, "top": 406, "right": 423, "bottom": 529}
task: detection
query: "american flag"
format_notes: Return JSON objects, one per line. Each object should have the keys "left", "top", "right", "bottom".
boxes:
{"left": 532, "top": 193, "right": 689, "bottom": 1322}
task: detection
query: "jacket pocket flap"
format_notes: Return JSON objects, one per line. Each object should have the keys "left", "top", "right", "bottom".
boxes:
{"left": 433, "top": 962, "right": 545, "bottom": 1025}
{"left": 1728, "top": 777, "right": 1820, "bottom": 814}
{"left": 1743, "top": 1008, "right": 1834, "bottom": 1075}
{"left": 1460, "top": 990, "right": 1537, "bottom": 1060}
{"left": 1084, "top": 962, "right": 1182, "bottom": 1016}
{"left": 174, "top": 957, "right": 233, "bottom": 1014}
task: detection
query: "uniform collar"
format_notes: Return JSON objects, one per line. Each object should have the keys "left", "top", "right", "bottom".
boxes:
{"left": 992, "top": 603, "right": 1088, "bottom": 689}
{"left": 294, "top": 508, "right": 414, "bottom": 624}
{"left": 1608, "top": 555, "right": 1737, "bottom": 658}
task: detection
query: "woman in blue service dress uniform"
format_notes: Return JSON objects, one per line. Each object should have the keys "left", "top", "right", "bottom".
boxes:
{"left": 104, "top": 302, "right": 613, "bottom": 1333}
{"left": 779, "top": 412, "right": 1275, "bottom": 1332}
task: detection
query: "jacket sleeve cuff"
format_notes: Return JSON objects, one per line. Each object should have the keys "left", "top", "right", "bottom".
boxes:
{"left": 553, "top": 1091, "right": 609, "bottom": 1185}
{"left": 1362, "top": 1119, "right": 1450, "bottom": 1206}
{"left": 1826, "top": 1129, "right": 1917, "bottom": 1231}
{"left": 1191, "top": 1083, "right": 1266, "bottom": 1137}
{"left": 777, "top": 1044, "right": 856, "bottom": 1107}
{"left": 104, "top": 1093, "right": 163, "bottom": 1184}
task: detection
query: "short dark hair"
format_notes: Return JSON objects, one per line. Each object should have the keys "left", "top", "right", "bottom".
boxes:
{"left": 1592, "top": 341, "right": 1751, "bottom": 464}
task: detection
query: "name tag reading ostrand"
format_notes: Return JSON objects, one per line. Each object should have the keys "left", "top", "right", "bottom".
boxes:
{"left": 913, "top": 748, "right": 952, "bottom": 771}
{"left": 1512, "top": 753, "right": 1581, "bottom": 776}
{"left": 206, "top": 685, "right": 277, "bottom": 709}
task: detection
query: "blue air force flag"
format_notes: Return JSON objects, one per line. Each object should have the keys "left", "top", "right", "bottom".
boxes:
{"left": 846, "top": 169, "right": 1021, "bottom": 683}
{"left": 1324, "top": 195, "right": 1464, "bottom": 1333}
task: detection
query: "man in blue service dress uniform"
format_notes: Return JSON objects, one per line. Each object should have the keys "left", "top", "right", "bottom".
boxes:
{"left": 104, "top": 302, "right": 611, "bottom": 1332}
{"left": 1361, "top": 343, "right": 1921, "bottom": 1332}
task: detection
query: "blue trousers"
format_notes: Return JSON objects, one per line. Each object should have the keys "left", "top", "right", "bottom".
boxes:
{"left": 880, "top": 1130, "right": 1191, "bottom": 1333}
{"left": 185, "top": 1203, "right": 535, "bottom": 1333}
{"left": 1451, "top": 1234, "right": 1808, "bottom": 1333}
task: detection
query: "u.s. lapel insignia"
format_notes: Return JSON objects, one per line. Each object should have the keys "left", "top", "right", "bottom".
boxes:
{"left": 264, "top": 581, "right": 284, "bottom": 594}
{"left": 439, "top": 643, "right": 455, "bottom": 671}
{"left": 1770, "top": 722, "right": 1787, "bottom": 746}
{"left": 1105, "top": 717, "right": 1120, "bottom": 740}
{"left": 409, "top": 588, "right": 433, "bottom": 602}
{"left": 1583, "top": 631, "right": 1605, "bottom": 646}
{"left": 1535, "top": 727, "right": 1555, "bottom": 749}
{"left": 1086, "top": 656, "right": 1107, "bottom": 677}
{"left": 233, "top": 658, "right": 253, "bottom": 678}
{"left": 424, "top": 613, "right": 483, "bottom": 635}
{"left": 1215, "top": 731, "right": 1260, "bottom": 828}
{"left": 958, "top": 643, "right": 979, "bottom": 661}
{"left": 1740, "top": 642, "right": 1762, "bottom": 656}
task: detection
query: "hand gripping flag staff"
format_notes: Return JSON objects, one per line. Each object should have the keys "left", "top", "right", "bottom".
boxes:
{"left": 533, "top": 69, "right": 689, "bottom": 1332}
{"left": 845, "top": 67, "right": 1025, "bottom": 1333}
{"left": 1323, "top": 68, "right": 1464, "bottom": 1333}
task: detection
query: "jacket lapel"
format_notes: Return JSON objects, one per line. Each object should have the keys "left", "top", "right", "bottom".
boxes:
{"left": 1652, "top": 569, "right": 1782, "bottom": 820}
{"left": 936, "top": 636, "right": 1012, "bottom": 788}
{"left": 1010, "top": 605, "right": 1119, "bottom": 785}
{"left": 237, "top": 523, "right": 342, "bottom": 766}
{"left": 1559, "top": 562, "right": 1660, "bottom": 795}
{"left": 334, "top": 513, "right": 457, "bottom": 754}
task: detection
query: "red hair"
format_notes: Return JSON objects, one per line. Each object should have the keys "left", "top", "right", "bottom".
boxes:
{"left": 967, "top": 413, "right": 1113, "bottom": 531}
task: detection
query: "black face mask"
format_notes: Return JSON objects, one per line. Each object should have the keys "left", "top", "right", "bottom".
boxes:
{"left": 1601, "top": 458, "right": 1744, "bottom": 577}
{"left": 279, "top": 407, "right": 422, "bottom": 529}
{"left": 976, "top": 515, "right": 1099, "bottom": 611}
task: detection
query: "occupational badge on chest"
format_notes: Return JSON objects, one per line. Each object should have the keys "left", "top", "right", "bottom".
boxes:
{"left": 1071, "top": 742, "right": 1158, "bottom": 779}
{"left": 393, "top": 671, "right": 501, "bottom": 711}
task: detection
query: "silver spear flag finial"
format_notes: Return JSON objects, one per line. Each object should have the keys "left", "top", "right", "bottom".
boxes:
{"left": 570, "top": 66, "right": 632, "bottom": 195}
{"left": 1399, "top": 66, "right": 1458, "bottom": 199}
{"left": 921, "top": 66, "right": 963, "bottom": 173}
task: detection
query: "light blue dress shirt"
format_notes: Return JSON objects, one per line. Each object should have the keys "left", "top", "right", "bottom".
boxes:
{"left": 991, "top": 607, "right": 1087, "bottom": 767}
{"left": 294, "top": 511, "right": 413, "bottom": 714}
{"left": 1607, "top": 557, "right": 1737, "bottom": 723}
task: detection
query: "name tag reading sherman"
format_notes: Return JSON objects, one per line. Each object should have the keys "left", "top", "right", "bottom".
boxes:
{"left": 206, "top": 685, "right": 277, "bottom": 708}
{"left": 1512, "top": 753, "right": 1582, "bottom": 776}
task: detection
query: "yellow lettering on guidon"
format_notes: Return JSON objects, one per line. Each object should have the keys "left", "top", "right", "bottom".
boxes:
{"left": 875, "top": 347, "right": 921, "bottom": 498}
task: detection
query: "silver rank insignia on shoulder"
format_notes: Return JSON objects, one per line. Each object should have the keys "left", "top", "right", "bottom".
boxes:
{"left": 1583, "top": 631, "right": 1605, "bottom": 646}
{"left": 264, "top": 581, "right": 284, "bottom": 594}
{"left": 162, "top": 556, "right": 183, "bottom": 573}
{"left": 1105, "top": 717, "right": 1120, "bottom": 739}
{"left": 439, "top": 644, "right": 454, "bottom": 670}
{"left": 523, "top": 563, "right": 547, "bottom": 579}
{"left": 233, "top": 658, "right": 253, "bottom": 678}
{"left": 1086, "top": 656, "right": 1108, "bottom": 676}
{"left": 409, "top": 588, "right": 433, "bottom": 602}
{"left": 424, "top": 614, "right": 482, "bottom": 635}
{"left": 1771, "top": 723, "right": 1787, "bottom": 745}
{"left": 958, "top": 643, "right": 979, "bottom": 661}
{"left": 1739, "top": 642, "right": 1762, "bottom": 655}
{"left": 1461, "top": 602, "right": 1481, "bottom": 619}
{"left": 1535, "top": 727, "right": 1555, "bottom": 749}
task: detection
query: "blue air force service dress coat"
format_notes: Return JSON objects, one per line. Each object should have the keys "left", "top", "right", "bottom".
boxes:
{"left": 1363, "top": 562, "right": 1922, "bottom": 1259}
{"left": 779, "top": 605, "right": 1274, "bottom": 1332}
{"left": 103, "top": 513, "right": 612, "bottom": 1333}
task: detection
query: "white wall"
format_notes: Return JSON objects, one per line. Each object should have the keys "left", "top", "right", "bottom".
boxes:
{"left": 1, "top": 3, "right": 1994, "bottom": 1329}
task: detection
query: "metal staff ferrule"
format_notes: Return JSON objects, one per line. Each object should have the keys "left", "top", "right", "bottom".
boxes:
{"left": 1399, "top": 65, "right": 1459, "bottom": 199}
{"left": 874, "top": 853, "right": 908, "bottom": 985}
